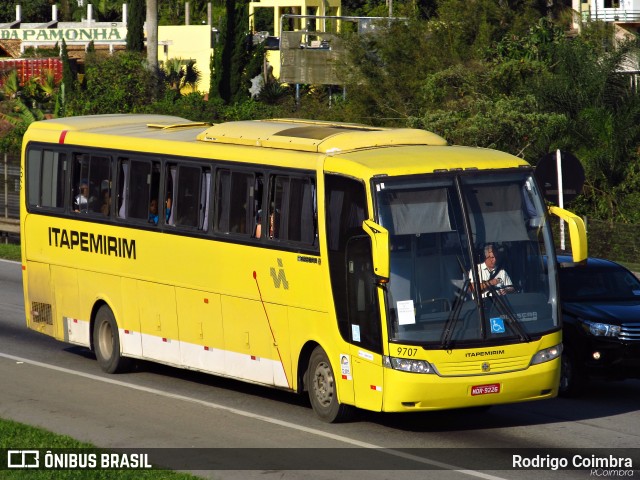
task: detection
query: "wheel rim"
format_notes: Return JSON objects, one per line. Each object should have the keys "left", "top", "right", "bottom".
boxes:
{"left": 312, "top": 360, "right": 335, "bottom": 408}
{"left": 97, "top": 320, "right": 114, "bottom": 360}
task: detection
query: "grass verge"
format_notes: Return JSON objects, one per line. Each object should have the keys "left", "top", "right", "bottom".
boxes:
{"left": 0, "top": 243, "right": 21, "bottom": 261}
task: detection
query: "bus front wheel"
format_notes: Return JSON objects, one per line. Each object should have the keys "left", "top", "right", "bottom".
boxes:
{"left": 308, "top": 347, "right": 353, "bottom": 423}
{"left": 93, "top": 305, "right": 131, "bottom": 374}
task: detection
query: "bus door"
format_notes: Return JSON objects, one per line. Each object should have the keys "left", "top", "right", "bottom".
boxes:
{"left": 345, "top": 236, "right": 384, "bottom": 411}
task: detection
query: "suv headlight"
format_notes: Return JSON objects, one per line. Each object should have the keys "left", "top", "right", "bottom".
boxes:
{"left": 581, "top": 319, "right": 621, "bottom": 337}
{"left": 383, "top": 356, "right": 437, "bottom": 374}
{"left": 530, "top": 343, "right": 563, "bottom": 365}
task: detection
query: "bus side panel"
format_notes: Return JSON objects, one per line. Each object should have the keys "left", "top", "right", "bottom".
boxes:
{"left": 76, "top": 270, "right": 124, "bottom": 347}
{"left": 350, "top": 346, "right": 384, "bottom": 412}
{"left": 267, "top": 303, "right": 290, "bottom": 388}
{"left": 50, "top": 265, "right": 83, "bottom": 345}
{"left": 25, "top": 261, "right": 59, "bottom": 340}
{"left": 176, "top": 287, "right": 225, "bottom": 375}
{"left": 120, "top": 277, "right": 142, "bottom": 357}
{"left": 221, "top": 295, "right": 284, "bottom": 386}
{"left": 137, "top": 281, "right": 180, "bottom": 366}
{"left": 287, "top": 306, "right": 357, "bottom": 405}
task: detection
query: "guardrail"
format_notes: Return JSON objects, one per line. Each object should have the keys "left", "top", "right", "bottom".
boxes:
{"left": 0, "top": 217, "right": 19, "bottom": 244}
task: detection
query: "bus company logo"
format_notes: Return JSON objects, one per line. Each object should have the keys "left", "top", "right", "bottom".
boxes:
{"left": 8, "top": 450, "right": 39, "bottom": 468}
{"left": 481, "top": 362, "right": 490, "bottom": 372}
{"left": 465, "top": 349, "right": 505, "bottom": 358}
{"left": 270, "top": 258, "right": 289, "bottom": 289}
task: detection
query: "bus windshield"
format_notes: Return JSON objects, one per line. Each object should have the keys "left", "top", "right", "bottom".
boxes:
{"left": 375, "top": 170, "right": 558, "bottom": 348}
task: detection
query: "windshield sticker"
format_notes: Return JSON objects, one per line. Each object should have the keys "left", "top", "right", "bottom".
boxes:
{"left": 340, "top": 354, "right": 352, "bottom": 380}
{"left": 490, "top": 318, "right": 506, "bottom": 334}
{"left": 500, "top": 312, "right": 538, "bottom": 322}
{"left": 397, "top": 300, "right": 416, "bottom": 325}
{"left": 352, "top": 324, "right": 361, "bottom": 342}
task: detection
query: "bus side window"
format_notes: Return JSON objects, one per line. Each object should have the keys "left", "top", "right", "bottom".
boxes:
{"left": 69, "top": 153, "right": 111, "bottom": 214}
{"left": 165, "top": 164, "right": 175, "bottom": 225}
{"left": 117, "top": 158, "right": 128, "bottom": 218}
{"left": 267, "top": 174, "right": 316, "bottom": 244}
{"left": 27, "top": 148, "right": 67, "bottom": 210}
{"left": 72, "top": 153, "right": 90, "bottom": 213}
{"left": 214, "top": 169, "right": 257, "bottom": 236}
{"left": 122, "top": 159, "right": 160, "bottom": 223}
{"left": 174, "top": 165, "right": 209, "bottom": 229}
{"left": 87, "top": 155, "right": 111, "bottom": 215}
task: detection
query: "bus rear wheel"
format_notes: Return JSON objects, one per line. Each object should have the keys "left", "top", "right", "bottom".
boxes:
{"left": 308, "top": 347, "right": 353, "bottom": 423}
{"left": 93, "top": 305, "right": 131, "bottom": 374}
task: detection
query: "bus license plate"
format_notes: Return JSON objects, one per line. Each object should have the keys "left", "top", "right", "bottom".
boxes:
{"left": 471, "top": 383, "right": 500, "bottom": 396}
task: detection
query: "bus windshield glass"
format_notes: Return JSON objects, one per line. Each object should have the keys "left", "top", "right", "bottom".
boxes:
{"left": 375, "top": 170, "right": 558, "bottom": 348}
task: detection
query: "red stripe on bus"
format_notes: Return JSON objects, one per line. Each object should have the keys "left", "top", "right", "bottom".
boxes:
{"left": 59, "top": 130, "right": 68, "bottom": 144}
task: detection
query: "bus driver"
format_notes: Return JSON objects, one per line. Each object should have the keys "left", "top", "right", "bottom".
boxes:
{"left": 469, "top": 244, "right": 514, "bottom": 297}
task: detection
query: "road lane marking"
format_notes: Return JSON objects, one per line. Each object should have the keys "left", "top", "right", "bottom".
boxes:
{"left": 0, "top": 352, "right": 507, "bottom": 479}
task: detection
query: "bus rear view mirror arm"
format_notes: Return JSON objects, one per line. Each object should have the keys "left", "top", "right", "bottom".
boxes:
{"left": 548, "top": 206, "right": 588, "bottom": 263}
{"left": 362, "top": 219, "right": 390, "bottom": 281}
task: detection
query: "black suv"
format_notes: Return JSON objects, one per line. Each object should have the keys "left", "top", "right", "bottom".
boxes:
{"left": 557, "top": 256, "right": 640, "bottom": 396}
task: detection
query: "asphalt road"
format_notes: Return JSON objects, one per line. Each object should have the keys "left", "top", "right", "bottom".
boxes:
{"left": 0, "top": 258, "right": 639, "bottom": 480}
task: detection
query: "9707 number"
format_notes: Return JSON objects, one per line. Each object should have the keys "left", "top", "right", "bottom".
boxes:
{"left": 396, "top": 347, "right": 418, "bottom": 357}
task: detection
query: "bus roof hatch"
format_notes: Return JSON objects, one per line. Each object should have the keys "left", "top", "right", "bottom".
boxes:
{"left": 196, "top": 119, "right": 448, "bottom": 153}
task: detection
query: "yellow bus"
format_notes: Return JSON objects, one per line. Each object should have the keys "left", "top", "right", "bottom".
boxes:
{"left": 21, "top": 114, "right": 586, "bottom": 422}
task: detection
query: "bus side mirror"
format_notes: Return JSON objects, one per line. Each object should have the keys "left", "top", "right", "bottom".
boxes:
{"left": 362, "top": 219, "right": 389, "bottom": 282}
{"left": 548, "top": 206, "right": 588, "bottom": 263}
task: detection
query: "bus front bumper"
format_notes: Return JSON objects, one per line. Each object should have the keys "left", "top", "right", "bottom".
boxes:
{"left": 380, "top": 359, "right": 560, "bottom": 412}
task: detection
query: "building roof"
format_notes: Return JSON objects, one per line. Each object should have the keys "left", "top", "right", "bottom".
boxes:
{"left": 0, "top": 40, "right": 22, "bottom": 58}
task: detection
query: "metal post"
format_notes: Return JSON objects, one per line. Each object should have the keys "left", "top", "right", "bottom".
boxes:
{"left": 4, "top": 153, "right": 8, "bottom": 219}
{"left": 556, "top": 149, "right": 565, "bottom": 250}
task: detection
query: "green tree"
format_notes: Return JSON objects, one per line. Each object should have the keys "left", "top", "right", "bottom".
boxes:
{"left": 0, "top": 0, "right": 51, "bottom": 23}
{"left": 67, "top": 52, "right": 156, "bottom": 115}
{"left": 0, "top": 71, "right": 46, "bottom": 153}
{"left": 58, "top": 39, "right": 76, "bottom": 117}
{"left": 211, "top": 0, "right": 252, "bottom": 103}
{"left": 127, "top": 0, "right": 145, "bottom": 52}
{"left": 531, "top": 31, "right": 640, "bottom": 222}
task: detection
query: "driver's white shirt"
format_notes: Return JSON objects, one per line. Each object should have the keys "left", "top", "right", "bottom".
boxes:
{"left": 469, "top": 263, "right": 512, "bottom": 297}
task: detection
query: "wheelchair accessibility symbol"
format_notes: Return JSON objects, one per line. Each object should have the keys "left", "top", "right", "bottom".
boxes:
{"left": 490, "top": 318, "right": 505, "bottom": 333}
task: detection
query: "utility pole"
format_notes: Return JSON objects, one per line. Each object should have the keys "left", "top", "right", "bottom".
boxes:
{"left": 146, "top": 0, "right": 159, "bottom": 75}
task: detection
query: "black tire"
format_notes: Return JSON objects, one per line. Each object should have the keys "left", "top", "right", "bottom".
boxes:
{"left": 307, "top": 347, "right": 353, "bottom": 423}
{"left": 559, "top": 345, "right": 586, "bottom": 397}
{"left": 93, "top": 305, "right": 132, "bottom": 374}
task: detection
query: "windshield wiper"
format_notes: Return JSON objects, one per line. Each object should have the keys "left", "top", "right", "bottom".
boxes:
{"left": 441, "top": 277, "right": 470, "bottom": 349}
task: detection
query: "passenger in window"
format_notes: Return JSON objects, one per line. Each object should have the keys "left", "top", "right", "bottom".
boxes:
{"left": 165, "top": 195, "right": 172, "bottom": 223}
{"left": 149, "top": 198, "right": 159, "bottom": 225}
{"left": 100, "top": 189, "right": 110, "bottom": 215}
{"left": 255, "top": 209, "right": 278, "bottom": 238}
{"left": 74, "top": 180, "right": 90, "bottom": 212}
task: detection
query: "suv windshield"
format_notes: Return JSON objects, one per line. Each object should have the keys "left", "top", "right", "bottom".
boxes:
{"left": 559, "top": 265, "right": 640, "bottom": 302}
{"left": 375, "top": 170, "right": 558, "bottom": 348}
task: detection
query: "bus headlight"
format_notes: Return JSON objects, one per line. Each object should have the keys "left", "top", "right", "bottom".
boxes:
{"left": 530, "top": 343, "right": 563, "bottom": 365}
{"left": 383, "top": 356, "right": 436, "bottom": 374}
{"left": 581, "top": 319, "right": 621, "bottom": 337}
